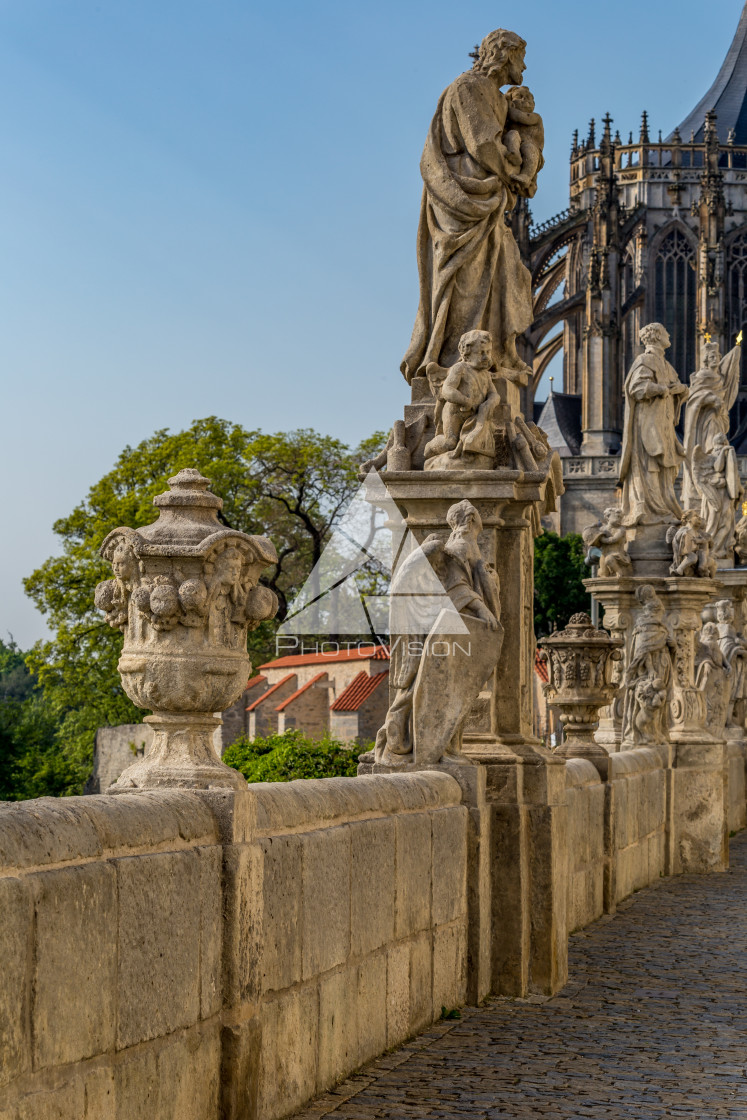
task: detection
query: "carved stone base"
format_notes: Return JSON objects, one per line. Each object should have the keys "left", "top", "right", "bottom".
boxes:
{"left": 108, "top": 712, "right": 247, "bottom": 792}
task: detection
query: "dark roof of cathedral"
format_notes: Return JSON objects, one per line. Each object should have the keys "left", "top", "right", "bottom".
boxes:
{"left": 535, "top": 392, "right": 582, "bottom": 457}
{"left": 672, "top": 3, "right": 747, "bottom": 144}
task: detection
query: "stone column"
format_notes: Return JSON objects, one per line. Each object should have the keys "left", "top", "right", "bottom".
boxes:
{"left": 365, "top": 465, "right": 568, "bottom": 998}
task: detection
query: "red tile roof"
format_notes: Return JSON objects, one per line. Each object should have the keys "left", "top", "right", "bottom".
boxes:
{"left": 275, "top": 671, "right": 328, "bottom": 712}
{"left": 330, "top": 670, "right": 388, "bottom": 712}
{"left": 246, "top": 672, "right": 296, "bottom": 712}
{"left": 534, "top": 649, "right": 549, "bottom": 684}
{"left": 245, "top": 674, "right": 267, "bottom": 691}
{"left": 259, "top": 645, "right": 389, "bottom": 670}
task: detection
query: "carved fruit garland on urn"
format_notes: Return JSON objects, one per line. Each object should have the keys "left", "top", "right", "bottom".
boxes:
{"left": 95, "top": 468, "right": 278, "bottom": 791}
{"left": 539, "top": 613, "right": 622, "bottom": 779}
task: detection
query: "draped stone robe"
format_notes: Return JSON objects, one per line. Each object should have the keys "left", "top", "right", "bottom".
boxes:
{"left": 400, "top": 69, "right": 533, "bottom": 382}
{"left": 619, "top": 351, "right": 687, "bottom": 526}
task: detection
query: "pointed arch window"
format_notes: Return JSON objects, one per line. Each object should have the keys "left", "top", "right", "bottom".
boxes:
{"left": 726, "top": 228, "right": 747, "bottom": 442}
{"left": 652, "top": 228, "right": 696, "bottom": 378}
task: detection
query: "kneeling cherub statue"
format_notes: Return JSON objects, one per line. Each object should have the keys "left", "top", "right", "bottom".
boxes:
{"left": 424, "top": 329, "right": 500, "bottom": 470}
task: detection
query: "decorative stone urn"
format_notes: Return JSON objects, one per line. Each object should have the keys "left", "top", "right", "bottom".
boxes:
{"left": 95, "top": 468, "right": 278, "bottom": 791}
{"left": 539, "top": 613, "right": 622, "bottom": 778}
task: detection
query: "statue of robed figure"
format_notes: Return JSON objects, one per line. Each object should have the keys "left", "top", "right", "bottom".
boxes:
{"left": 619, "top": 323, "right": 689, "bottom": 527}
{"left": 400, "top": 29, "right": 542, "bottom": 385}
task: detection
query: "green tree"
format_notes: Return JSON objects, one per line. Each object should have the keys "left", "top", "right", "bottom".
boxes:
{"left": 0, "top": 639, "right": 73, "bottom": 800}
{"left": 223, "top": 729, "right": 360, "bottom": 782}
{"left": 22, "top": 419, "right": 385, "bottom": 795}
{"left": 533, "top": 531, "right": 590, "bottom": 638}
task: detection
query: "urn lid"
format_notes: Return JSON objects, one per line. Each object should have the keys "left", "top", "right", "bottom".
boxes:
{"left": 540, "top": 613, "right": 622, "bottom": 647}
{"left": 132, "top": 469, "right": 226, "bottom": 549}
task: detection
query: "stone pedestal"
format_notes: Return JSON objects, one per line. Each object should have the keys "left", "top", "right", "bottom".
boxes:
{"left": 364, "top": 468, "right": 568, "bottom": 997}
{"left": 586, "top": 572, "right": 729, "bottom": 875}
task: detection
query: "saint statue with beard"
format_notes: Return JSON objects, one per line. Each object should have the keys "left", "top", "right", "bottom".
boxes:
{"left": 400, "top": 29, "right": 541, "bottom": 385}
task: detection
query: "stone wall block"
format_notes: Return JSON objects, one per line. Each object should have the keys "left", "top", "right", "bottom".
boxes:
{"left": 432, "top": 919, "right": 467, "bottom": 1014}
{"left": 15, "top": 1077, "right": 85, "bottom": 1120}
{"left": 83, "top": 1068, "right": 116, "bottom": 1119}
{"left": 0, "top": 876, "right": 32, "bottom": 1088}
{"left": 258, "top": 834, "right": 302, "bottom": 994}
{"left": 156, "top": 1024, "right": 220, "bottom": 1120}
{"left": 409, "top": 931, "right": 433, "bottom": 1034}
{"left": 527, "top": 802, "right": 568, "bottom": 995}
{"left": 114, "top": 1045, "right": 159, "bottom": 1120}
{"left": 431, "top": 807, "right": 467, "bottom": 926}
{"left": 32, "top": 863, "right": 117, "bottom": 1069}
{"left": 489, "top": 803, "right": 527, "bottom": 996}
{"left": 257, "top": 986, "right": 318, "bottom": 1120}
{"left": 350, "top": 818, "right": 395, "bottom": 958}
{"left": 220, "top": 1018, "right": 261, "bottom": 1120}
{"left": 356, "top": 953, "right": 387, "bottom": 1066}
{"left": 612, "top": 779, "right": 630, "bottom": 851}
{"left": 223, "top": 843, "right": 263, "bottom": 1009}
{"left": 385, "top": 942, "right": 410, "bottom": 1049}
{"left": 199, "top": 845, "right": 223, "bottom": 1019}
{"left": 116, "top": 850, "right": 201, "bottom": 1048}
{"left": 395, "top": 814, "right": 431, "bottom": 938}
{"left": 317, "top": 967, "right": 358, "bottom": 1091}
{"left": 301, "top": 827, "right": 351, "bottom": 980}
{"left": 0, "top": 799, "right": 102, "bottom": 872}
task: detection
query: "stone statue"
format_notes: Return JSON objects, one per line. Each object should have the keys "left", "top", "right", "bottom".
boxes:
{"left": 504, "top": 85, "right": 544, "bottom": 195}
{"left": 715, "top": 598, "right": 747, "bottom": 726}
{"left": 666, "top": 510, "right": 717, "bottom": 578}
{"left": 682, "top": 339, "right": 741, "bottom": 509}
{"left": 736, "top": 512, "right": 747, "bottom": 566}
{"left": 371, "top": 499, "right": 503, "bottom": 768}
{"left": 582, "top": 507, "right": 631, "bottom": 577}
{"left": 400, "top": 29, "right": 540, "bottom": 384}
{"left": 424, "top": 330, "right": 500, "bottom": 469}
{"left": 619, "top": 322, "right": 689, "bottom": 527}
{"left": 691, "top": 435, "right": 742, "bottom": 558}
{"left": 695, "top": 621, "right": 731, "bottom": 733}
{"left": 622, "top": 584, "right": 675, "bottom": 744}
{"left": 95, "top": 469, "right": 278, "bottom": 790}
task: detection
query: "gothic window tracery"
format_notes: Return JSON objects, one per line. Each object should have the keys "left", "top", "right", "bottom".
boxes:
{"left": 652, "top": 227, "right": 696, "bottom": 378}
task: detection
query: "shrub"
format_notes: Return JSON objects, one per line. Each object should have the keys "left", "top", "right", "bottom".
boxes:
{"left": 223, "top": 729, "right": 360, "bottom": 783}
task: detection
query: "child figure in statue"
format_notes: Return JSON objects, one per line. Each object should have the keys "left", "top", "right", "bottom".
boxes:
{"left": 504, "top": 85, "right": 544, "bottom": 195}
{"left": 424, "top": 330, "right": 500, "bottom": 467}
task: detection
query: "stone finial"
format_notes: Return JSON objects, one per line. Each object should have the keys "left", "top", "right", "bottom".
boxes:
{"left": 539, "top": 613, "right": 622, "bottom": 778}
{"left": 587, "top": 118, "right": 596, "bottom": 148}
{"left": 639, "top": 110, "right": 650, "bottom": 144}
{"left": 95, "top": 468, "right": 278, "bottom": 792}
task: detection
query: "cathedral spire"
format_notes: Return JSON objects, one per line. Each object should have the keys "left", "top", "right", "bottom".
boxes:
{"left": 587, "top": 118, "right": 596, "bottom": 148}
{"left": 639, "top": 111, "right": 650, "bottom": 144}
{"left": 670, "top": 1, "right": 747, "bottom": 143}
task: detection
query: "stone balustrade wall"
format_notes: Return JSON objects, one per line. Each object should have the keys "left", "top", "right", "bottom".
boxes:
{"left": 0, "top": 772, "right": 467, "bottom": 1120}
{"left": 1, "top": 753, "right": 745, "bottom": 1120}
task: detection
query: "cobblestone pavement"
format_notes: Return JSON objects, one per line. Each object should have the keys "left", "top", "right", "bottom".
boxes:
{"left": 294, "top": 832, "right": 747, "bottom": 1120}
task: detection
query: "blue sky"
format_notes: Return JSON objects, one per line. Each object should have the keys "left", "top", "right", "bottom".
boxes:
{"left": 2, "top": 0, "right": 744, "bottom": 646}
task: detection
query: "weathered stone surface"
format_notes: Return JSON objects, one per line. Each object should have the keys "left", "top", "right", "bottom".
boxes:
{"left": 0, "top": 876, "right": 31, "bottom": 1089}
{"left": 199, "top": 845, "right": 223, "bottom": 1018}
{"left": 116, "top": 850, "right": 201, "bottom": 1048}
{"left": 15, "top": 1078, "right": 85, "bottom": 1120}
{"left": 317, "top": 968, "right": 358, "bottom": 1089}
{"left": 409, "top": 931, "right": 432, "bottom": 1033}
{"left": 430, "top": 808, "right": 467, "bottom": 926}
{"left": 395, "top": 814, "right": 431, "bottom": 938}
{"left": 222, "top": 842, "right": 262, "bottom": 1009}
{"left": 301, "top": 827, "right": 350, "bottom": 980}
{"left": 258, "top": 987, "right": 318, "bottom": 1119}
{"left": 0, "top": 799, "right": 102, "bottom": 871}
{"left": 350, "top": 818, "right": 395, "bottom": 958}
{"left": 385, "top": 942, "right": 410, "bottom": 1050}
{"left": 156, "top": 1025, "right": 220, "bottom": 1120}
{"left": 33, "top": 864, "right": 117, "bottom": 1068}
{"left": 259, "top": 834, "right": 303, "bottom": 992}
{"left": 356, "top": 954, "right": 387, "bottom": 1066}
{"left": 432, "top": 921, "right": 467, "bottom": 1014}
{"left": 83, "top": 1068, "right": 115, "bottom": 1119}
{"left": 114, "top": 1046, "right": 158, "bottom": 1120}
